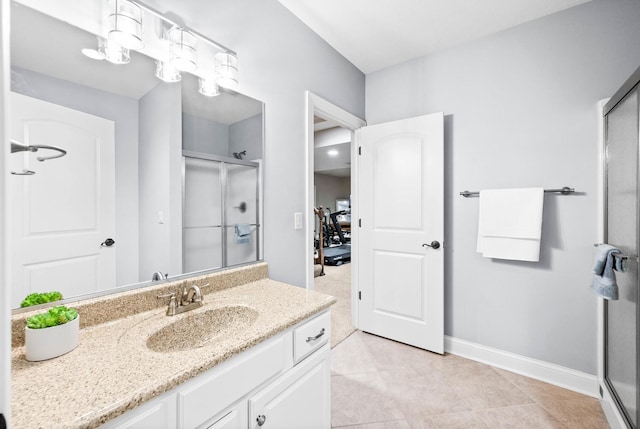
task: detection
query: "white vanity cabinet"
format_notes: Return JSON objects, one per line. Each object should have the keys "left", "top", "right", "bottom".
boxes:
{"left": 100, "top": 392, "right": 178, "bottom": 429}
{"left": 100, "top": 310, "right": 331, "bottom": 429}
{"left": 248, "top": 344, "right": 330, "bottom": 429}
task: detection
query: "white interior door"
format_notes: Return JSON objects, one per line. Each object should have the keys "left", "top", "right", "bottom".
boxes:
{"left": 357, "top": 113, "right": 444, "bottom": 353}
{"left": 10, "top": 92, "right": 115, "bottom": 307}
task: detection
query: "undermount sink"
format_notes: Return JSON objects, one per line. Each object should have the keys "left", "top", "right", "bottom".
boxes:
{"left": 147, "top": 306, "right": 259, "bottom": 353}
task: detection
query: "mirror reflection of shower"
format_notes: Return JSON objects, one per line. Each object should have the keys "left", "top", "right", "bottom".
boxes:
{"left": 183, "top": 153, "right": 260, "bottom": 272}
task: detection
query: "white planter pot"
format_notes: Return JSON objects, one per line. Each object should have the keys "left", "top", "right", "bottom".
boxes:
{"left": 25, "top": 315, "right": 80, "bottom": 362}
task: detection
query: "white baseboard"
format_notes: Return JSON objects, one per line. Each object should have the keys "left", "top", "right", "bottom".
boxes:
{"left": 444, "top": 336, "right": 599, "bottom": 398}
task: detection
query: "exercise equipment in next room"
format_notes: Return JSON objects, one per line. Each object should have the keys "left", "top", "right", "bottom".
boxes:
{"left": 313, "top": 207, "right": 326, "bottom": 276}
{"left": 322, "top": 208, "right": 351, "bottom": 266}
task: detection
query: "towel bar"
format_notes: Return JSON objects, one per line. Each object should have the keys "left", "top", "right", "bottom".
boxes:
{"left": 459, "top": 187, "right": 574, "bottom": 198}
{"left": 593, "top": 243, "right": 630, "bottom": 261}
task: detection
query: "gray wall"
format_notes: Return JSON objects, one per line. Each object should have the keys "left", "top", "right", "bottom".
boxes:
{"left": 229, "top": 114, "right": 263, "bottom": 161}
{"left": 182, "top": 112, "right": 229, "bottom": 157}
{"left": 366, "top": 0, "right": 640, "bottom": 374}
{"left": 10, "top": 66, "right": 140, "bottom": 288}
{"left": 142, "top": 0, "right": 366, "bottom": 287}
{"left": 314, "top": 173, "right": 350, "bottom": 213}
{"left": 138, "top": 82, "right": 183, "bottom": 282}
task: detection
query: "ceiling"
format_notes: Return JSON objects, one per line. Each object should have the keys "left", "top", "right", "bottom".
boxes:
{"left": 278, "top": 0, "right": 591, "bottom": 73}
{"left": 315, "top": 141, "right": 351, "bottom": 178}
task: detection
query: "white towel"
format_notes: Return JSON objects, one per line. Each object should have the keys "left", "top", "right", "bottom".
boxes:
{"left": 476, "top": 187, "right": 544, "bottom": 262}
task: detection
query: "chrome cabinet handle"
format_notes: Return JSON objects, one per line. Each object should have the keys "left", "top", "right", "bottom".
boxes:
{"left": 306, "top": 328, "right": 326, "bottom": 342}
{"left": 256, "top": 414, "right": 266, "bottom": 426}
{"left": 422, "top": 241, "right": 440, "bottom": 249}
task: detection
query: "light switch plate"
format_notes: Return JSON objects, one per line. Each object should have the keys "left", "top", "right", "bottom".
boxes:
{"left": 294, "top": 212, "right": 302, "bottom": 230}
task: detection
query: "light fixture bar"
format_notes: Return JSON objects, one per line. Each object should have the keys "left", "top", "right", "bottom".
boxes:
{"left": 130, "top": 0, "right": 236, "bottom": 56}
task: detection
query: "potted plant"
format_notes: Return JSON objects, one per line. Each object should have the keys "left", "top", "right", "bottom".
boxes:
{"left": 25, "top": 305, "right": 79, "bottom": 361}
{"left": 20, "top": 291, "right": 63, "bottom": 308}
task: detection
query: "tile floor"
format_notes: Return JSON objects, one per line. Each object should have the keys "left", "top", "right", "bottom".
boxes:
{"left": 331, "top": 331, "right": 610, "bottom": 429}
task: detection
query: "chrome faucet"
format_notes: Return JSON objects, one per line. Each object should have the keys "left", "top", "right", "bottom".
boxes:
{"left": 182, "top": 284, "right": 203, "bottom": 305}
{"left": 157, "top": 283, "right": 206, "bottom": 316}
{"left": 151, "top": 271, "right": 167, "bottom": 281}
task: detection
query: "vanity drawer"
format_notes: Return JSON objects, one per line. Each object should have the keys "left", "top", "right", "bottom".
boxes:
{"left": 178, "top": 334, "right": 287, "bottom": 429}
{"left": 293, "top": 310, "right": 330, "bottom": 363}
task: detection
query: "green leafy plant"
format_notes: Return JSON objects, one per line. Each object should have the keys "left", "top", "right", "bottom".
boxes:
{"left": 27, "top": 306, "right": 78, "bottom": 330}
{"left": 20, "top": 291, "right": 63, "bottom": 308}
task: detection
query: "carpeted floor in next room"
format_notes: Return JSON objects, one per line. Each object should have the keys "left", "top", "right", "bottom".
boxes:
{"left": 314, "top": 263, "right": 356, "bottom": 348}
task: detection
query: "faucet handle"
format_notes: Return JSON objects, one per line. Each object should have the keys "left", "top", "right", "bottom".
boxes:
{"left": 157, "top": 292, "right": 174, "bottom": 300}
{"left": 157, "top": 292, "right": 177, "bottom": 316}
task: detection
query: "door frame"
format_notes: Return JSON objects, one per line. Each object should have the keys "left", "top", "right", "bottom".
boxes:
{"left": 1, "top": 0, "right": 10, "bottom": 423}
{"left": 304, "top": 91, "right": 365, "bottom": 329}
{"left": 597, "top": 97, "right": 632, "bottom": 429}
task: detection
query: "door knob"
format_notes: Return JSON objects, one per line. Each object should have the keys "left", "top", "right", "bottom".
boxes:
{"left": 422, "top": 241, "right": 440, "bottom": 250}
{"left": 101, "top": 238, "right": 115, "bottom": 247}
{"left": 256, "top": 414, "right": 267, "bottom": 426}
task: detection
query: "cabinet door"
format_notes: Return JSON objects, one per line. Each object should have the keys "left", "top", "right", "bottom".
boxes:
{"left": 248, "top": 345, "right": 330, "bottom": 429}
{"left": 99, "top": 393, "right": 176, "bottom": 429}
{"left": 203, "top": 403, "right": 246, "bottom": 429}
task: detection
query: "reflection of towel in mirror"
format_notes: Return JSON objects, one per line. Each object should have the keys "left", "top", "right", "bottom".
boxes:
{"left": 591, "top": 244, "right": 625, "bottom": 300}
{"left": 235, "top": 224, "right": 251, "bottom": 244}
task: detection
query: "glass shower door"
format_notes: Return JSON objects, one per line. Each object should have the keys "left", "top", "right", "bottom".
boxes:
{"left": 225, "top": 163, "right": 259, "bottom": 266}
{"left": 183, "top": 157, "right": 223, "bottom": 273}
{"left": 605, "top": 85, "right": 639, "bottom": 428}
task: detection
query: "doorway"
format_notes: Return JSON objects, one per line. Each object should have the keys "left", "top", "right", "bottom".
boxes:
{"left": 304, "top": 92, "right": 365, "bottom": 344}
{"left": 313, "top": 120, "right": 354, "bottom": 347}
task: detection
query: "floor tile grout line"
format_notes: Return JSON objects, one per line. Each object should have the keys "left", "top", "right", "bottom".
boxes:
{"left": 488, "top": 365, "right": 540, "bottom": 405}
{"left": 331, "top": 418, "right": 408, "bottom": 428}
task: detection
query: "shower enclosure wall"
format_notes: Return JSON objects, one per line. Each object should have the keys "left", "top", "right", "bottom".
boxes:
{"left": 183, "top": 151, "right": 261, "bottom": 272}
{"left": 602, "top": 66, "right": 640, "bottom": 429}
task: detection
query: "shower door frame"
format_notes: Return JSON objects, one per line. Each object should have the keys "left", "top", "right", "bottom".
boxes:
{"left": 182, "top": 150, "right": 262, "bottom": 271}
{"left": 600, "top": 66, "right": 640, "bottom": 429}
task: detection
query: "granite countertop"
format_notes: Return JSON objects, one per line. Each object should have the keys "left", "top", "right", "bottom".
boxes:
{"left": 11, "top": 276, "right": 336, "bottom": 429}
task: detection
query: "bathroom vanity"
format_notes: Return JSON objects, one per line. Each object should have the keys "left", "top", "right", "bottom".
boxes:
{"left": 10, "top": 263, "right": 335, "bottom": 429}
{"left": 102, "top": 312, "right": 330, "bottom": 429}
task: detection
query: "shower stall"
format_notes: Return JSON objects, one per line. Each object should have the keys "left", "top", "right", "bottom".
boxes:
{"left": 182, "top": 151, "right": 261, "bottom": 272}
{"left": 601, "top": 66, "right": 640, "bottom": 429}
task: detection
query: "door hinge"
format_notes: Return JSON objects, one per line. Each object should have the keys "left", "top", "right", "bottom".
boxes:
{"left": 358, "top": 291, "right": 362, "bottom": 300}
{"left": 358, "top": 218, "right": 362, "bottom": 227}
{"left": 358, "top": 146, "right": 362, "bottom": 155}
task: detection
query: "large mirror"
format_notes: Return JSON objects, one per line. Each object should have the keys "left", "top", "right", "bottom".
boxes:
{"left": 9, "top": 1, "right": 264, "bottom": 309}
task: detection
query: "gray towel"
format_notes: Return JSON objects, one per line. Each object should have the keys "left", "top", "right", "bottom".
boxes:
{"left": 591, "top": 244, "right": 625, "bottom": 300}
{"left": 235, "top": 223, "right": 251, "bottom": 244}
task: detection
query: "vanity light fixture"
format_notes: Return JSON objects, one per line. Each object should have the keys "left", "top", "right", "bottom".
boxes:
{"left": 169, "top": 26, "right": 197, "bottom": 72}
{"left": 215, "top": 51, "right": 239, "bottom": 90}
{"left": 83, "top": 1, "right": 241, "bottom": 89}
{"left": 155, "top": 60, "right": 181, "bottom": 82}
{"left": 108, "top": 0, "right": 144, "bottom": 50}
{"left": 104, "top": 39, "right": 131, "bottom": 64}
{"left": 198, "top": 77, "right": 220, "bottom": 97}
{"left": 81, "top": 41, "right": 105, "bottom": 60}
{"left": 82, "top": 37, "right": 130, "bottom": 64}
